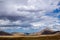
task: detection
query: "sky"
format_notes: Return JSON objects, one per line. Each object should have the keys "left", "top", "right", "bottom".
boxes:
{"left": 0, "top": 0, "right": 60, "bottom": 33}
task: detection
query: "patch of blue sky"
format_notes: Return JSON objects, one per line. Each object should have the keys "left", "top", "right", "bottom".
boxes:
{"left": 4, "top": 26, "right": 46, "bottom": 33}
{"left": 53, "top": 8, "right": 60, "bottom": 13}
{"left": 46, "top": 8, "right": 60, "bottom": 18}
{"left": 4, "top": 28, "right": 26, "bottom": 33}
{"left": 58, "top": 15, "right": 60, "bottom": 19}
{"left": 4, "top": 28, "right": 39, "bottom": 33}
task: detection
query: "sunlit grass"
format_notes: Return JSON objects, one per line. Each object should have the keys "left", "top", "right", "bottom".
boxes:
{"left": 0, "top": 35, "right": 60, "bottom": 40}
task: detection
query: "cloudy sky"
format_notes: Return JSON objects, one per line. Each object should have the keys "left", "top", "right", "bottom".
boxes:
{"left": 0, "top": 0, "right": 60, "bottom": 33}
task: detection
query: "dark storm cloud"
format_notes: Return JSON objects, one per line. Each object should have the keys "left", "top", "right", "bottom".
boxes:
{"left": 17, "top": 9, "right": 43, "bottom": 12}
{"left": 0, "top": 1, "right": 4, "bottom": 3}
{"left": 0, "top": 0, "right": 60, "bottom": 31}
{"left": 0, "top": 0, "right": 33, "bottom": 29}
{"left": 20, "top": 23, "right": 32, "bottom": 28}
{"left": 0, "top": 25, "right": 21, "bottom": 27}
{"left": 0, "top": 22, "right": 32, "bottom": 28}
{"left": 0, "top": 0, "right": 31, "bottom": 22}
{"left": 0, "top": 15, "right": 32, "bottom": 21}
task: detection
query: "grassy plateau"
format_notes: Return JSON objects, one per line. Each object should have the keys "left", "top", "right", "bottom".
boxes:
{"left": 0, "top": 35, "right": 60, "bottom": 40}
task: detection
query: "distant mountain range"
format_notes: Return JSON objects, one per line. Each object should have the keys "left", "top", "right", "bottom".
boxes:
{"left": 0, "top": 29, "right": 60, "bottom": 36}
{"left": 0, "top": 31, "right": 12, "bottom": 36}
{"left": 29, "top": 28, "right": 60, "bottom": 36}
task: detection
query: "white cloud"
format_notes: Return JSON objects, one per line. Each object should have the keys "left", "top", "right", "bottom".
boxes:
{"left": 0, "top": 0, "right": 60, "bottom": 31}
{"left": 0, "top": 20, "right": 10, "bottom": 25}
{"left": 0, "top": 27, "right": 19, "bottom": 30}
{"left": 22, "top": 27, "right": 30, "bottom": 30}
{"left": 30, "top": 15, "right": 60, "bottom": 30}
{"left": 12, "top": 20, "right": 22, "bottom": 25}
{"left": 0, "top": 20, "right": 22, "bottom": 25}
{"left": 27, "top": 0, "right": 60, "bottom": 11}
{"left": 1, "top": 0, "right": 59, "bottom": 17}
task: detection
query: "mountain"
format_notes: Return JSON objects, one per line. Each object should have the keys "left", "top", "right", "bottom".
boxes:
{"left": 41, "top": 29, "right": 55, "bottom": 35}
{"left": 53, "top": 31, "right": 60, "bottom": 35}
{"left": 40, "top": 28, "right": 60, "bottom": 35}
{"left": 29, "top": 28, "right": 60, "bottom": 36}
{"left": 0, "top": 31, "right": 12, "bottom": 36}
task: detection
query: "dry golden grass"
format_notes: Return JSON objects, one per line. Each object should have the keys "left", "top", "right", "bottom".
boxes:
{"left": 0, "top": 34, "right": 60, "bottom": 40}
